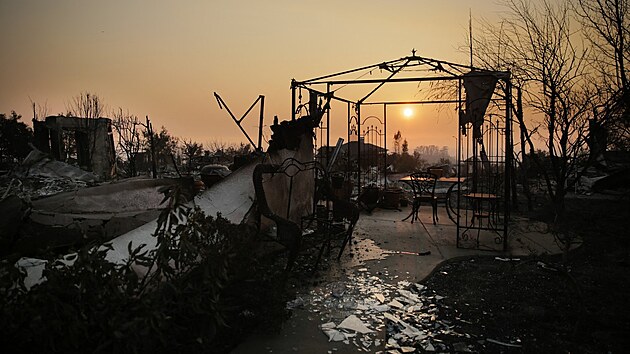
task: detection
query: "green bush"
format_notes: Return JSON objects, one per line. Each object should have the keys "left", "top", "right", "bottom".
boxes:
{"left": 0, "top": 186, "right": 279, "bottom": 353}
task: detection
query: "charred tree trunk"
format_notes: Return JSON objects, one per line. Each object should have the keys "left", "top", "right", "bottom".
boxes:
{"left": 516, "top": 87, "right": 533, "bottom": 211}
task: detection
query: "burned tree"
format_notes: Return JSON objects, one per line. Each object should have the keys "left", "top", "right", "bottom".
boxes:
{"left": 52, "top": 92, "right": 112, "bottom": 173}
{"left": 182, "top": 139, "right": 203, "bottom": 172}
{"left": 576, "top": 0, "right": 630, "bottom": 150}
{"left": 143, "top": 126, "right": 178, "bottom": 173}
{"left": 0, "top": 111, "right": 33, "bottom": 169}
{"left": 470, "top": 0, "right": 596, "bottom": 220}
{"left": 112, "top": 108, "right": 144, "bottom": 177}
{"left": 67, "top": 91, "right": 105, "bottom": 119}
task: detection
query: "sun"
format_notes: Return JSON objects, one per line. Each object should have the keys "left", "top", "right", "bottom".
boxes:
{"left": 403, "top": 107, "right": 413, "bottom": 118}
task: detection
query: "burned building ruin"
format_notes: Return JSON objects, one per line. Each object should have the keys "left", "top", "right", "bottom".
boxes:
{"left": 32, "top": 115, "right": 116, "bottom": 180}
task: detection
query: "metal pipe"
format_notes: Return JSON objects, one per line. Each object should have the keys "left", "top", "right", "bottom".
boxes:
{"left": 300, "top": 57, "right": 408, "bottom": 84}
{"left": 327, "top": 83, "right": 331, "bottom": 164}
{"left": 213, "top": 92, "right": 259, "bottom": 150}
{"left": 297, "top": 55, "right": 503, "bottom": 85}
{"left": 309, "top": 75, "right": 488, "bottom": 86}
{"left": 291, "top": 79, "right": 296, "bottom": 121}
{"left": 258, "top": 95, "right": 264, "bottom": 151}
{"left": 359, "top": 59, "right": 411, "bottom": 104}
{"left": 384, "top": 103, "right": 387, "bottom": 189}
{"left": 357, "top": 103, "right": 361, "bottom": 194}
{"left": 456, "top": 78, "right": 462, "bottom": 245}
{"left": 504, "top": 78, "right": 512, "bottom": 251}
{"left": 364, "top": 99, "right": 462, "bottom": 105}
{"left": 347, "top": 102, "right": 351, "bottom": 183}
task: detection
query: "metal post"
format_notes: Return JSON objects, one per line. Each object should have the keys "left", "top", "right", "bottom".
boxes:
{"left": 456, "top": 78, "right": 462, "bottom": 247}
{"left": 291, "top": 79, "right": 296, "bottom": 121}
{"left": 327, "top": 83, "right": 331, "bottom": 163}
{"left": 258, "top": 95, "right": 264, "bottom": 151}
{"left": 347, "top": 102, "right": 351, "bottom": 182}
{"left": 357, "top": 103, "right": 361, "bottom": 194}
{"left": 384, "top": 103, "right": 388, "bottom": 189}
{"left": 504, "top": 78, "right": 512, "bottom": 251}
{"left": 146, "top": 115, "right": 157, "bottom": 179}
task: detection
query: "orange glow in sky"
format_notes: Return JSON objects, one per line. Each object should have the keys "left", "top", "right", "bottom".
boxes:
{"left": 0, "top": 0, "right": 505, "bottom": 153}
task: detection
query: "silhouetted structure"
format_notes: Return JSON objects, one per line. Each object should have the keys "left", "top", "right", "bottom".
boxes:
{"left": 292, "top": 52, "right": 512, "bottom": 251}
{"left": 33, "top": 116, "right": 116, "bottom": 180}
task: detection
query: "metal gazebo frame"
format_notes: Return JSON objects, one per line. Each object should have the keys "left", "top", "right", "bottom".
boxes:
{"left": 291, "top": 52, "right": 513, "bottom": 250}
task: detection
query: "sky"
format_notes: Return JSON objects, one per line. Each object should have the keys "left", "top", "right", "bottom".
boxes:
{"left": 0, "top": 0, "right": 506, "bottom": 154}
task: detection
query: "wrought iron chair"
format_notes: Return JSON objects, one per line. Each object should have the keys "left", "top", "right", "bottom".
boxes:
{"left": 252, "top": 158, "right": 359, "bottom": 272}
{"left": 456, "top": 171, "right": 506, "bottom": 249}
{"left": 405, "top": 171, "right": 438, "bottom": 225}
{"left": 460, "top": 173, "right": 504, "bottom": 228}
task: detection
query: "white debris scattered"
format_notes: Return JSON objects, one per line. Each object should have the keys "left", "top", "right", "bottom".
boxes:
{"left": 356, "top": 303, "right": 369, "bottom": 311}
{"left": 298, "top": 269, "right": 480, "bottom": 352}
{"left": 400, "top": 323, "right": 425, "bottom": 340}
{"left": 383, "top": 312, "right": 401, "bottom": 323}
{"left": 286, "top": 297, "right": 306, "bottom": 310}
{"left": 398, "top": 289, "right": 421, "bottom": 303}
{"left": 388, "top": 299, "right": 404, "bottom": 309}
{"left": 486, "top": 338, "right": 523, "bottom": 348}
{"left": 332, "top": 283, "right": 346, "bottom": 298}
{"left": 16, "top": 257, "right": 48, "bottom": 290}
{"left": 387, "top": 338, "right": 400, "bottom": 349}
{"left": 372, "top": 304, "right": 390, "bottom": 312}
{"left": 495, "top": 257, "right": 521, "bottom": 262}
{"left": 323, "top": 329, "right": 347, "bottom": 342}
{"left": 537, "top": 261, "right": 558, "bottom": 272}
{"left": 321, "top": 322, "right": 337, "bottom": 329}
{"left": 406, "top": 305, "right": 421, "bottom": 313}
{"left": 397, "top": 280, "right": 411, "bottom": 288}
{"left": 320, "top": 323, "right": 348, "bottom": 342}
{"left": 338, "top": 315, "right": 375, "bottom": 334}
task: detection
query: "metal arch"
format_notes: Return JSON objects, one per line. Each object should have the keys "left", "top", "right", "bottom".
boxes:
{"left": 361, "top": 125, "right": 384, "bottom": 137}
{"left": 361, "top": 115, "right": 384, "bottom": 125}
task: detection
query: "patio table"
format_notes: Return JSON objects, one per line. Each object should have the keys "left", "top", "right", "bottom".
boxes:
{"left": 398, "top": 175, "right": 465, "bottom": 223}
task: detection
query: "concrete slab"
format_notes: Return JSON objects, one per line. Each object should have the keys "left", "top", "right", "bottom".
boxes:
{"left": 232, "top": 204, "right": 567, "bottom": 353}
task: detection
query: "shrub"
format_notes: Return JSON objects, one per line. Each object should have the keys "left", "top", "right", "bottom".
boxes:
{"left": 0, "top": 185, "right": 269, "bottom": 353}
{"left": 0, "top": 111, "right": 33, "bottom": 169}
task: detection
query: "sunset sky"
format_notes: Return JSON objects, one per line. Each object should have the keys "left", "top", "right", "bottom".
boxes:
{"left": 0, "top": 0, "right": 506, "bottom": 153}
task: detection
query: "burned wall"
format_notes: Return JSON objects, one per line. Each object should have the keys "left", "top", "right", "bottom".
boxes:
{"left": 256, "top": 115, "right": 317, "bottom": 229}
{"left": 33, "top": 116, "right": 116, "bottom": 180}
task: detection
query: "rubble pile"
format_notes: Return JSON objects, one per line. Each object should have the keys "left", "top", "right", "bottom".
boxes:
{"left": 2, "top": 149, "right": 99, "bottom": 200}
{"left": 289, "top": 268, "right": 480, "bottom": 353}
{"left": 1, "top": 176, "right": 91, "bottom": 200}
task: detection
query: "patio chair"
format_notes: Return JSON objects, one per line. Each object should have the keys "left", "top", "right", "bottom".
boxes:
{"left": 461, "top": 172, "right": 504, "bottom": 227}
{"left": 252, "top": 158, "right": 359, "bottom": 272}
{"left": 406, "top": 171, "right": 438, "bottom": 225}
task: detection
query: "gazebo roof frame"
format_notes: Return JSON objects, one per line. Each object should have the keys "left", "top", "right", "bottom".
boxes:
{"left": 291, "top": 52, "right": 510, "bottom": 107}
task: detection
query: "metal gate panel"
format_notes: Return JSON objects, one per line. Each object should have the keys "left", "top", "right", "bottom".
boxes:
{"left": 456, "top": 77, "right": 512, "bottom": 251}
